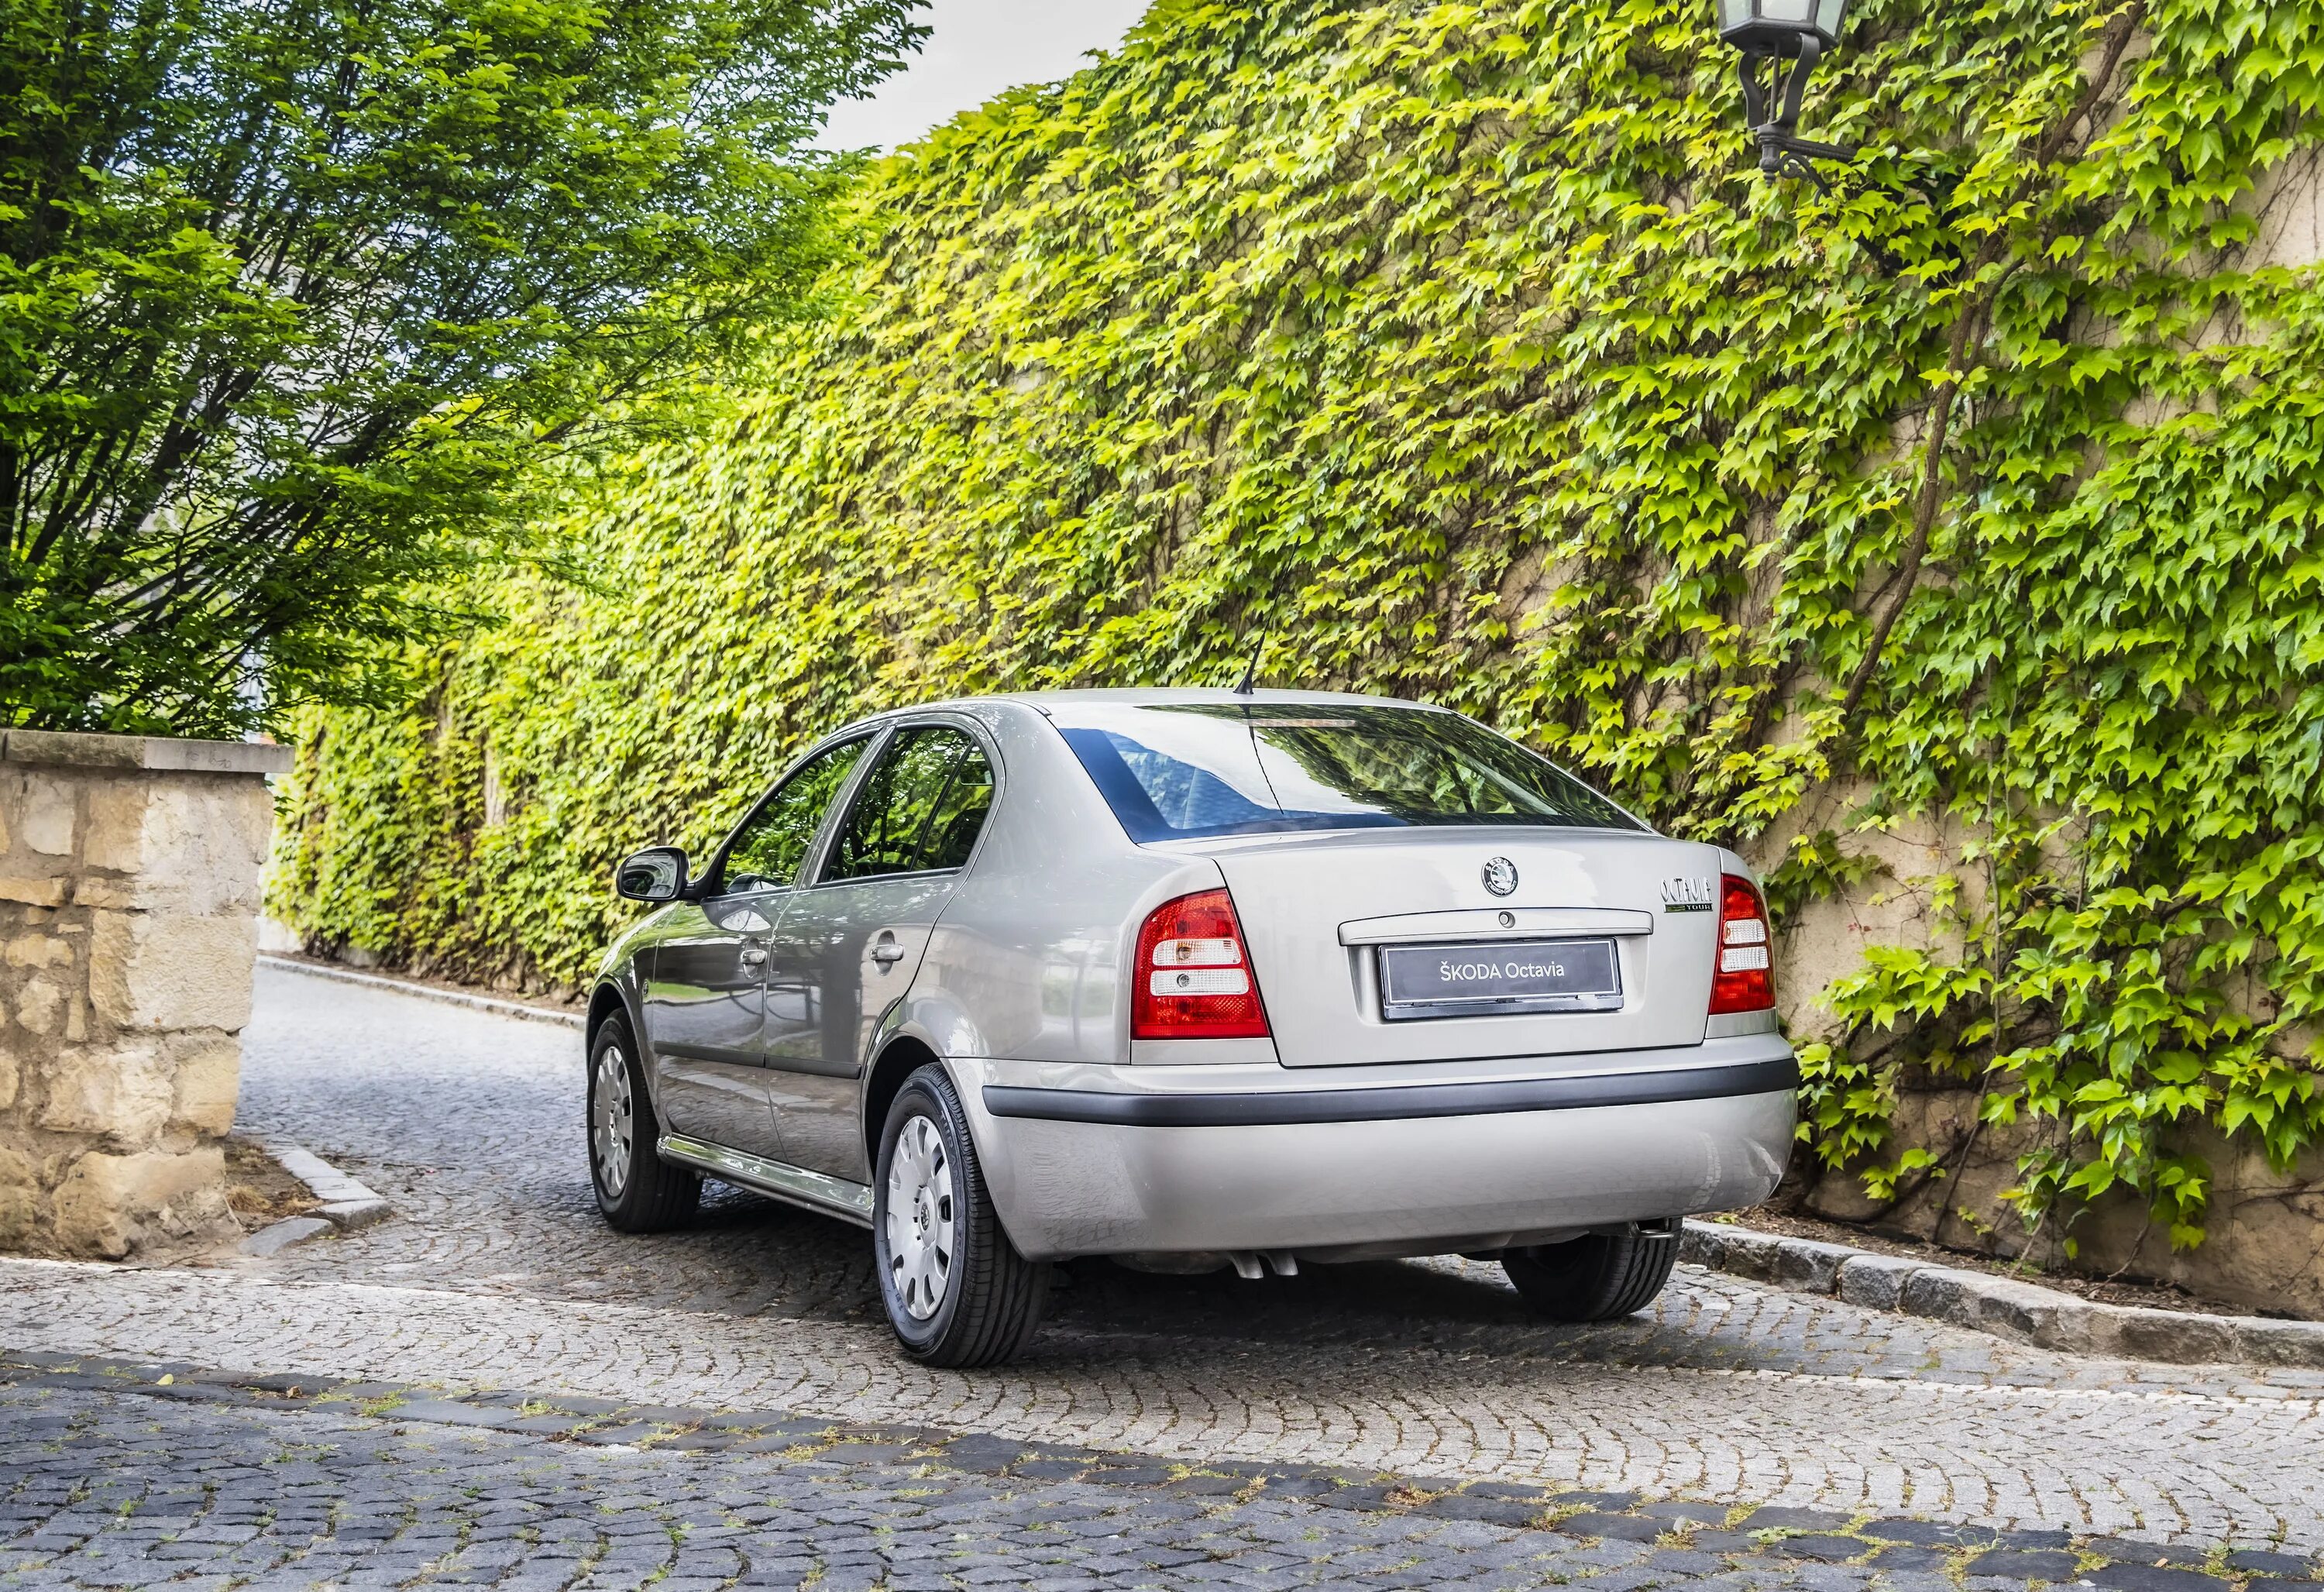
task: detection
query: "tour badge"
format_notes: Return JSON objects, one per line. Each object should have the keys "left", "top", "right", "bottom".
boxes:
{"left": 1662, "top": 875, "right": 1715, "bottom": 912}
{"left": 1481, "top": 857, "right": 1519, "bottom": 896}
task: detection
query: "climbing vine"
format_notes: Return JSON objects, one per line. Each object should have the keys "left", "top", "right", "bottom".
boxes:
{"left": 270, "top": 0, "right": 2324, "bottom": 1248}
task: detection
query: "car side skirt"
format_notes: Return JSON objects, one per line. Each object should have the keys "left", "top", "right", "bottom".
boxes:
{"left": 657, "top": 1133, "right": 874, "bottom": 1228}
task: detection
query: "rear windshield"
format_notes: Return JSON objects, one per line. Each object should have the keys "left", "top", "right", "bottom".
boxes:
{"left": 1050, "top": 703, "right": 1645, "bottom": 842}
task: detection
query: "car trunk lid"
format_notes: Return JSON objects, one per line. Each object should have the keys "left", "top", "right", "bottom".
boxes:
{"left": 1174, "top": 827, "right": 1722, "bottom": 1068}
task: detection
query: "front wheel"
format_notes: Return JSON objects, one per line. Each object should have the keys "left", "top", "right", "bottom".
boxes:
{"left": 1503, "top": 1220, "right": 1679, "bottom": 1322}
{"left": 588, "top": 1015, "right": 699, "bottom": 1233}
{"left": 873, "top": 1065, "right": 1047, "bottom": 1367}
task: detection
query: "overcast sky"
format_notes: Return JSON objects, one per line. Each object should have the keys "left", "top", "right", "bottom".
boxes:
{"left": 816, "top": 0, "right": 1153, "bottom": 152}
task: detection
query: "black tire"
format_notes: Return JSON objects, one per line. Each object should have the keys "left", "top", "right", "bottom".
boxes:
{"left": 587, "top": 1014, "right": 700, "bottom": 1232}
{"left": 1503, "top": 1220, "right": 1679, "bottom": 1322}
{"left": 872, "top": 1065, "right": 1047, "bottom": 1367}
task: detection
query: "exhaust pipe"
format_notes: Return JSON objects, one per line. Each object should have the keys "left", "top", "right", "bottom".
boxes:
{"left": 1228, "top": 1250, "right": 1301, "bottom": 1279}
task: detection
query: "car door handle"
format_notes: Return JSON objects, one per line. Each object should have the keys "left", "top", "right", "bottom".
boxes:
{"left": 871, "top": 935, "right": 906, "bottom": 967}
{"left": 739, "top": 944, "right": 768, "bottom": 969}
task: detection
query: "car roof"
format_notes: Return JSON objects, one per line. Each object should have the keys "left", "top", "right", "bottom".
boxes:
{"left": 871, "top": 687, "right": 1452, "bottom": 719}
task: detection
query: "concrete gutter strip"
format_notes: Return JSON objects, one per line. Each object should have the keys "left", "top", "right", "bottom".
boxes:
{"left": 239, "top": 1215, "right": 335, "bottom": 1258}
{"left": 1680, "top": 1219, "right": 2324, "bottom": 1369}
{"left": 258, "top": 954, "right": 585, "bottom": 1030}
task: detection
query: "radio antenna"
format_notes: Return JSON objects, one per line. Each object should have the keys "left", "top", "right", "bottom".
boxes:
{"left": 1231, "top": 634, "right": 1264, "bottom": 696}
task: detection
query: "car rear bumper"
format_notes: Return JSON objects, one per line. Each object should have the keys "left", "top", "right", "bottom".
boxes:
{"left": 948, "top": 1035, "right": 1798, "bottom": 1261}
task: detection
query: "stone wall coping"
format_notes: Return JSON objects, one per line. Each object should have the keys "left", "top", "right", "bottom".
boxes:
{"left": 0, "top": 728, "right": 291, "bottom": 776}
{"left": 1680, "top": 1218, "right": 2324, "bottom": 1368}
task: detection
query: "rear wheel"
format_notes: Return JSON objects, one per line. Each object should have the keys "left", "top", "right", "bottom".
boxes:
{"left": 1503, "top": 1220, "right": 1678, "bottom": 1322}
{"left": 874, "top": 1065, "right": 1047, "bottom": 1367}
{"left": 588, "top": 1015, "right": 699, "bottom": 1232}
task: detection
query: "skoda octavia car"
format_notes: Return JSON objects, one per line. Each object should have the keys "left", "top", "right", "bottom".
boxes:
{"left": 586, "top": 691, "right": 1796, "bottom": 1366}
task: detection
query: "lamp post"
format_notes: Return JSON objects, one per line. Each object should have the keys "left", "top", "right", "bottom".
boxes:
{"left": 1716, "top": 0, "right": 1855, "bottom": 177}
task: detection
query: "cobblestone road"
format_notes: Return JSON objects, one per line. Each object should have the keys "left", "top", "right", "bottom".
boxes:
{"left": 3, "top": 964, "right": 2323, "bottom": 1586}
{"left": 18, "top": 1355, "right": 2310, "bottom": 1592}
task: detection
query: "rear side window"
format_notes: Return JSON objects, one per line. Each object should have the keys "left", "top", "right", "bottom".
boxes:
{"left": 1054, "top": 703, "right": 1642, "bottom": 842}
{"left": 826, "top": 726, "right": 995, "bottom": 881}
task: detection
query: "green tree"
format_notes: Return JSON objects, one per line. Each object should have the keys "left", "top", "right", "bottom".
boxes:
{"left": 0, "top": 0, "right": 921, "bottom": 734}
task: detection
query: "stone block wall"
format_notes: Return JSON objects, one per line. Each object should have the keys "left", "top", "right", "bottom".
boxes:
{"left": 0, "top": 730, "right": 288, "bottom": 1257}
{"left": 1755, "top": 794, "right": 2324, "bottom": 1314}
{"left": 1787, "top": 1075, "right": 2324, "bottom": 1318}
{"left": 1731, "top": 143, "right": 2324, "bottom": 1310}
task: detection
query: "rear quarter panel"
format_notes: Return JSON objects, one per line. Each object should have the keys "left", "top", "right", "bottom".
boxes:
{"left": 898, "top": 703, "right": 1229, "bottom": 1068}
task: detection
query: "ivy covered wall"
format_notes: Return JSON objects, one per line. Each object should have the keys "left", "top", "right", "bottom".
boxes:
{"left": 270, "top": 0, "right": 2324, "bottom": 1299}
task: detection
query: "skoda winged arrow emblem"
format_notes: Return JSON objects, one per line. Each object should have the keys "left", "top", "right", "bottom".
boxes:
{"left": 1481, "top": 857, "right": 1519, "bottom": 896}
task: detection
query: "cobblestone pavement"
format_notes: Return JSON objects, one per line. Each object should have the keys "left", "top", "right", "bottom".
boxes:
{"left": 2, "top": 964, "right": 2322, "bottom": 1569}
{"left": 9, "top": 1256, "right": 2324, "bottom": 1553}
{"left": 5, "top": 1353, "right": 2322, "bottom": 1591}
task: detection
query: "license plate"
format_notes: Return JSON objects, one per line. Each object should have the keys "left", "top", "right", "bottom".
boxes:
{"left": 1379, "top": 938, "right": 1622, "bottom": 1021}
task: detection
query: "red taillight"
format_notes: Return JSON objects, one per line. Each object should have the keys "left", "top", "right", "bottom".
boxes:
{"left": 1709, "top": 873, "right": 1776, "bottom": 1014}
{"left": 1131, "top": 888, "right": 1270, "bottom": 1040}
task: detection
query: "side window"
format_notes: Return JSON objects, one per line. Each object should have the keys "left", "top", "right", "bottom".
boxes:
{"left": 919, "top": 735, "right": 995, "bottom": 871}
{"left": 826, "top": 727, "right": 995, "bottom": 882}
{"left": 720, "top": 738, "right": 869, "bottom": 894}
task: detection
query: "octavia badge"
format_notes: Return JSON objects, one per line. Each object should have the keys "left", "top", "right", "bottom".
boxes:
{"left": 1481, "top": 857, "right": 1519, "bottom": 896}
{"left": 1662, "top": 875, "right": 1715, "bottom": 912}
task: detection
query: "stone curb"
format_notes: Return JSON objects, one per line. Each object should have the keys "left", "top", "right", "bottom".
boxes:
{"left": 247, "top": 1140, "right": 392, "bottom": 1243}
{"left": 259, "top": 954, "right": 585, "bottom": 1030}
{"left": 1680, "top": 1220, "right": 2324, "bottom": 1370}
{"left": 3, "top": 1348, "right": 2309, "bottom": 1576}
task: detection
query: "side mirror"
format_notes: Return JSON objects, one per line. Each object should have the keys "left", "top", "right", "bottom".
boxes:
{"left": 614, "top": 846, "right": 689, "bottom": 903}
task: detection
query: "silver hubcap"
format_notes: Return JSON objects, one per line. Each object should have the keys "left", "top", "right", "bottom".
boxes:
{"left": 884, "top": 1114, "right": 955, "bottom": 1322}
{"left": 593, "top": 1043, "right": 634, "bottom": 1199}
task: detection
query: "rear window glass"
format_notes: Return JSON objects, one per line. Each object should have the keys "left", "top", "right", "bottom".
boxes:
{"left": 1051, "top": 703, "right": 1644, "bottom": 842}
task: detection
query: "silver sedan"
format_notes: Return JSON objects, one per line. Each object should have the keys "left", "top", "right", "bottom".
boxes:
{"left": 588, "top": 690, "right": 1796, "bottom": 1365}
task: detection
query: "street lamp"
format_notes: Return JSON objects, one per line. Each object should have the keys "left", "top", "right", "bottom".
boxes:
{"left": 1717, "top": 0, "right": 1855, "bottom": 177}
